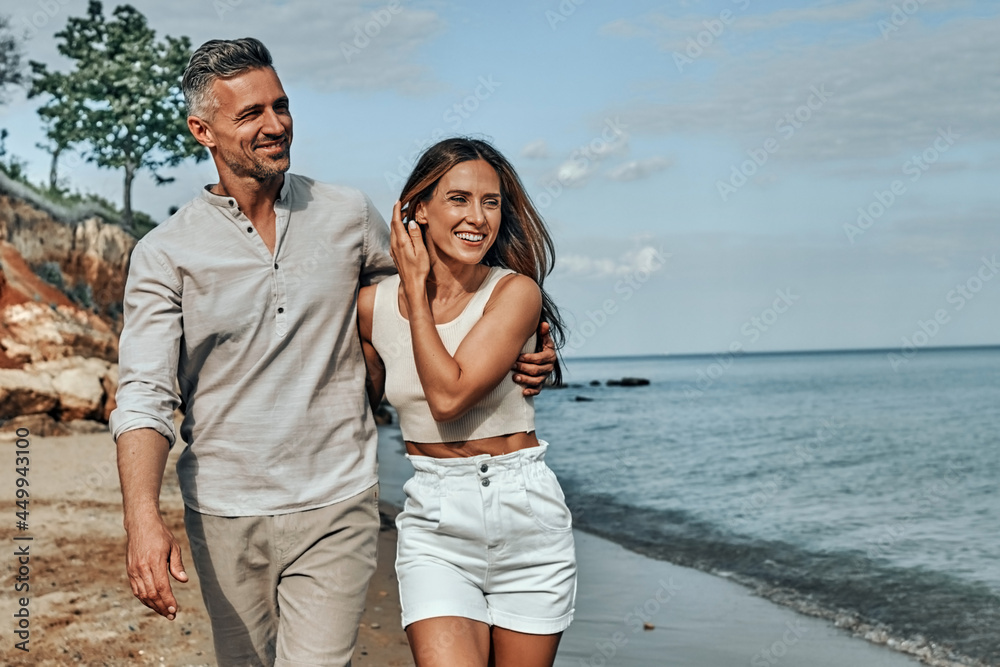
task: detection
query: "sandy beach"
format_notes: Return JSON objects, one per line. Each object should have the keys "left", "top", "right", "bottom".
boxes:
{"left": 0, "top": 425, "right": 931, "bottom": 666}
{"left": 0, "top": 426, "right": 411, "bottom": 667}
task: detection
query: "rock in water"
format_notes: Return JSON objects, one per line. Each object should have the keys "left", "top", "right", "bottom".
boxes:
{"left": 606, "top": 377, "right": 650, "bottom": 387}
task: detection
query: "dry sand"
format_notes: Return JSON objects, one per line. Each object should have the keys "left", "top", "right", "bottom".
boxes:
{"left": 0, "top": 426, "right": 414, "bottom": 667}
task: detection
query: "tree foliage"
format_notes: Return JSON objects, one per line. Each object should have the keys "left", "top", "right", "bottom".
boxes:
{"left": 29, "top": 2, "right": 206, "bottom": 230}
{"left": 29, "top": 64, "right": 83, "bottom": 191}
{"left": 0, "top": 15, "right": 25, "bottom": 102}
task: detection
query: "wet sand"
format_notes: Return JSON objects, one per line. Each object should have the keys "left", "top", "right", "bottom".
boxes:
{"left": 377, "top": 424, "right": 929, "bottom": 667}
{"left": 554, "top": 530, "right": 923, "bottom": 666}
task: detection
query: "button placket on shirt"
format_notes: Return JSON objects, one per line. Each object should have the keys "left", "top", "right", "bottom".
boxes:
{"left": 272, "top": 208, "right": 290, "bottom": 336}
{"left": 228, "top": 200, "right": 289, "bottom": 337}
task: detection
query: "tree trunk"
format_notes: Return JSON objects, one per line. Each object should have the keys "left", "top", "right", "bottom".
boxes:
{"left": 48, "top": 146, "right": 62, "bottom": 191}
{"left": 122, "top": 162, "right": 135, "bottom": 233}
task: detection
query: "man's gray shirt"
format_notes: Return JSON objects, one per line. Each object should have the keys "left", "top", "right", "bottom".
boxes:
{"left": 109, "top": 174, "right": 395, "bottom": 516}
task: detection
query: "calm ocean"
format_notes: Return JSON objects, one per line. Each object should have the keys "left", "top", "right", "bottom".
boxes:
{"left": 534, "top": 348, "right": 1000, "bottom": 665}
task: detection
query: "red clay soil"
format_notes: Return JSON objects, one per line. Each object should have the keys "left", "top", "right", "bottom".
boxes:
{"left": 0, "top": 241, "right": 75, "bottom": 310}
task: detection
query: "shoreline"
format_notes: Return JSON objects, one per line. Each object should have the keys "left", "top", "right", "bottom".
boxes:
{"left": 566, "top": 509, "right": 994, "bottom": 667}
{"left": 0, "top": 426, "right": 981, "bottom": 666}
{"left": 375, "top": 424, "right": 974, "bottom": 667}
{"left": 554, "top": 530, "right": 926, "bottom": 667}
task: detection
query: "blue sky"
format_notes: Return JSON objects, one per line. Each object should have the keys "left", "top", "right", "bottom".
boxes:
{"left": 4, "top": 0, "right": 999, "bottom": 357}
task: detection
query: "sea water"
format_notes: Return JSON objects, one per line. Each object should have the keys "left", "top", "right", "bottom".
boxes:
{"left": 536, "top": 348, "right": 999, "bottom": 664}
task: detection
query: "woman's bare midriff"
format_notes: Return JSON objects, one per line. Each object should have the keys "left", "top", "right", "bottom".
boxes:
{"left": 405, "top": 431, "right": 540, "bottom": 458}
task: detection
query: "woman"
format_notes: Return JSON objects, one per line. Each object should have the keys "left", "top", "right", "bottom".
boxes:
{"left": 357, "top": 137, "right": 576, "bottom": 667}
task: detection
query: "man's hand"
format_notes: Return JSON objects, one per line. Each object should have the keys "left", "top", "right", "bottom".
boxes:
{"left": 124, "top": 511, "right": 188, "bottom": 621}
{"left": 117, "top": 428, "right": 185, "bottom": 621}
{"left": 513, "top": 321, "right": 557, "bottom": 396}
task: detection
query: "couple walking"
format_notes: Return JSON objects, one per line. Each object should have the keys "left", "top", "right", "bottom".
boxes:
{"left": 111, "top": 37, "right": 576, "bottom": 667}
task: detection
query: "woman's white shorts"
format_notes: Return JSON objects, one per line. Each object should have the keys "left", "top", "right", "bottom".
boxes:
{"left": 395, "top": 441, "right": 577, "bottom": 634}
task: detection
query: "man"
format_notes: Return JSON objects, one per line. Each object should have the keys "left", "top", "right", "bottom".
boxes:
{"left": 110, "top": 38, "right": 555, "bottom": 667}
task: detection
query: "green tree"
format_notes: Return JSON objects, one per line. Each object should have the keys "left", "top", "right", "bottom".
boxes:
{"left": 29, "top": 65, "right": 83, "bottom": 191}
{"left": 0, "top": 15, "right": 25, "bottom": 102}
{"left": 29, "top": 2, "right": 205, "bottom": 231}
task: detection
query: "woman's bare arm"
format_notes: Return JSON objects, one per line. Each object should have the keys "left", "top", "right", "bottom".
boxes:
{"left": 357, "top": 284, "right": 385, "bottom": 409}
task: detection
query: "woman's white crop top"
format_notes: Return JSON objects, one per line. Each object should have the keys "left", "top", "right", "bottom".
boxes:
{"left": 371, "top": 266, "right": 536, "bottom": 443}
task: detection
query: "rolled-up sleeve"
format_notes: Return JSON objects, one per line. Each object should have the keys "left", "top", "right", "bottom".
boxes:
{"left": 360, "top": 195, "right": 396, "bottom": 286}
{"left": 109, "top": 240, "right": 183, "bottom": 447}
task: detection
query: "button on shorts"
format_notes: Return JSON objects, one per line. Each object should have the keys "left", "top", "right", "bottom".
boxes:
{"left": 395, "top": 441, "right": 577, "bottom": 634}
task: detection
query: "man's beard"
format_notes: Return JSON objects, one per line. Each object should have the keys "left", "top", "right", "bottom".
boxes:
{"left": 221, "top": 141, "right": 291, "bottom": 181}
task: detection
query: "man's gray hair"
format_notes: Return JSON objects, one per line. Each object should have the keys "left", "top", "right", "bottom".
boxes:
{"left": 182, "top": 37, "right": 273, "bottom": 119}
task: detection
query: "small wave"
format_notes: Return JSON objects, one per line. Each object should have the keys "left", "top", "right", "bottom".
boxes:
{"left": 566, "top": 491, "right": 1000, "bottom": 667}
{"left": 584, "top": 423, "right": 618, "bottom": 432}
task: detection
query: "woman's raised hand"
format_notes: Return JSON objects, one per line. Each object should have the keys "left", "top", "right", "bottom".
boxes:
{"left": 389, "top": 200, "right": 430, "bottom": 294}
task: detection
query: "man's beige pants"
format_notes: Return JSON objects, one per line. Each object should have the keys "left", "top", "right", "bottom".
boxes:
{"left": 184, "top": 484, "right": 379, "bottom": 666}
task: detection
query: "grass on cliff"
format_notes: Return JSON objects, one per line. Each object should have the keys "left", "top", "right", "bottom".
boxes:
{"left": 0, "top": 160, "right": 157, "bottom": 238}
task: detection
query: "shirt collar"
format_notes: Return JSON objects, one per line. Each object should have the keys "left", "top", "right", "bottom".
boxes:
{"left": 200, "top": 184, "right": 238, "bottom": 210}
{"left": 199, "top": 175, "right": 291, "bottom": 210}
{"left": 277, "top": 174, "right": 291, "bottom": 205}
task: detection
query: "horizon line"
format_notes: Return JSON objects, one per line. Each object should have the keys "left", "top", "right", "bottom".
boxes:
{"left": 564, "top": 343, "right": 1000, "bottom": 362}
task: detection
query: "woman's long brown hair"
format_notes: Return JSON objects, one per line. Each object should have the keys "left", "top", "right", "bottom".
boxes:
{"left": 399, "top": 137, "right": 566, "bottom": 385}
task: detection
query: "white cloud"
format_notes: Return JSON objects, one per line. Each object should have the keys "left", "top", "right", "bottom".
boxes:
{"left": 559, "top": 255, "right": 621, "bottom": 276}
{"left": 588, "top": 129, "right": 629, "bottom": 159}
{"left": 550, "top": 229, "right": 1000, "bottom": 354}
{"left": 557, "top": 245, "right": 669, "bottom": 278}
{"left": 605, "top": 10, "right": 1000, "bottom": 162}
{"left": 605, "top": 2, "right": 972, "bottom": 50}
{"left": 553, "top": 160, "right": 597, "bottom": 189}
{"left": 629, "top": 245, "right": 669, "bottom": 273}
{"left": 598, "top": 18, "right": 649, "bottom": 39}
{"left": 735, "top": 1, "right": 977, "bottom": 33}
{"left": 550, "top": 129, "right": 629, "bottom": 188}
{"left": 89, "top": 1, "right": 448, "bottom": 95}
{"left": 521, "top": 139, "right": 549, "bottom": 159}
{"left": 607, "top": 156, "right": 672, "bottom": 181}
